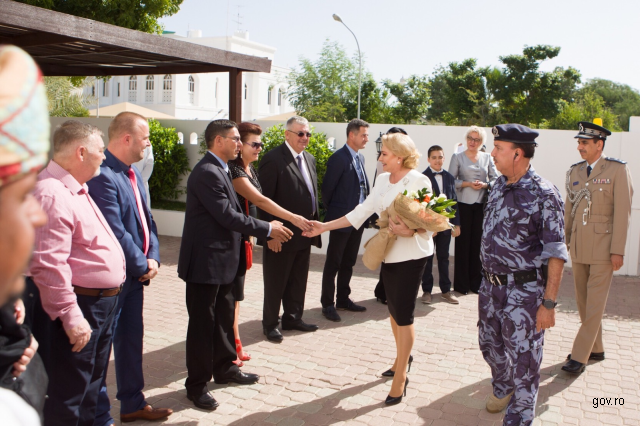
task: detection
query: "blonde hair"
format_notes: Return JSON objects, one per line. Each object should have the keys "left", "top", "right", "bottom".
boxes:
{"left": 465, "top": 125, "right": 486, "bottom": 144}
{"left": 382, "top": 133, "right": 421, "bottom": 169}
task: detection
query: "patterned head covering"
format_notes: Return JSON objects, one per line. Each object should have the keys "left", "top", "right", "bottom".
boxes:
{"left": 0, "top": 45, "right": 50, "bottom": 187}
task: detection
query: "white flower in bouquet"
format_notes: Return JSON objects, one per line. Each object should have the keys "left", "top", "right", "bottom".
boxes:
{"left": 437, "top": 193, "right": 447, "bottom": 202}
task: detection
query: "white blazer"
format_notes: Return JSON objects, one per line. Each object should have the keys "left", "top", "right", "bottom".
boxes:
{"left": 346, "top": 169, "right": 434, "bottom": 264}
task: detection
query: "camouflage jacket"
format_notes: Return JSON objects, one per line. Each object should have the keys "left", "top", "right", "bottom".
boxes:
{"left": 481, "top": 167, "right": 568, "bottom": 275}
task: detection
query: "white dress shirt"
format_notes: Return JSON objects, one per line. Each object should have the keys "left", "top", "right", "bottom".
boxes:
{"left": 430, "top": 167, "right": 443, "bottom": 193}
{"left": 346, "top": 169, "right": 434, "bottom": 263}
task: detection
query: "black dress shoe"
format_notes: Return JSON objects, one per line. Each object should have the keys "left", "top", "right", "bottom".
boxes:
{"left": 561, "top": 359, "right": 586, "bottom": 374}
{"left": 322, "top": 306, "right": 341, "bottom": 322}
{"left": 214, "top": 371, "right": 259, "bottom": 385}
{"left": 567, "top": 352, "right": 605, "bottom": 361}
{"left": 281, "top": 321, "right": 318, "bottom": 332}
{"left": 381, "top": 355, "right": 413, "bottom": 377}
{"left": 264, "top": 327, "right": 283, "bottom": 342}
{"left": 336, "top": 299, "right": 367, "bottom": 312}
{"left": 187, "top": 392, "right": 219, "bottom": 410}
{"left": 376, "top": 297, "right": 387, "bottom": 305}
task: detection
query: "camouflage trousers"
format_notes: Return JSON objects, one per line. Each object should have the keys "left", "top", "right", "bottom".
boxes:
{"left": 478, "top": 274, "right": 545, "bottom": 426}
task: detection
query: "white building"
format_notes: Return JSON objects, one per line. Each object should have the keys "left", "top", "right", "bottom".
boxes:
{"left": 87, "top": 30, "right": 294, "bottom": 121}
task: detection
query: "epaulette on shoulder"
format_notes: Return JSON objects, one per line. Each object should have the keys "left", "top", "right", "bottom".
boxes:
{"left": 605, "top": 157, "right": 627, "bottom": 164}
{"left": 570, "top": 160, "right": 586, "bottom": 168}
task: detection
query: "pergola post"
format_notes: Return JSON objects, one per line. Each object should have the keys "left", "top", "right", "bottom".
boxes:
{"left": 229, "top": 68, "right": 243, "bottom": 123}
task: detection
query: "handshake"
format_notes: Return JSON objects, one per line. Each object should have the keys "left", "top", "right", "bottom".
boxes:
{"left": 267, "top": 220, "right": 324, "bottom": 253}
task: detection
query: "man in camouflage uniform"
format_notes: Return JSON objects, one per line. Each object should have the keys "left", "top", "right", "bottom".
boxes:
{"left": 562, "top": 121, "right": 633, "bottom": 374}
{"left": 479, "top": 124, "right": 568, "bottom": 426}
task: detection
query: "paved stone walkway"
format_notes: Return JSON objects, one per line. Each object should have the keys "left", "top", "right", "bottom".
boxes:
{"left": 104, "top": 236, "right": 640, "bottom": 426}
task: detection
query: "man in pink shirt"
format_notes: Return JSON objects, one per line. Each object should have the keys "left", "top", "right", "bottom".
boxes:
{"left": 26, "top": 120, "right": 126, "bottom": 426}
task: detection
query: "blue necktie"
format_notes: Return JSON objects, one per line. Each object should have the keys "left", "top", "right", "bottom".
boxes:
{"left": 296, "top": 155, "right": 316, "bottom": 214}
{"left": 587, "top": 165, "right": 592, "bottom": 177}
{"left": 354, "top": 155, "right": 367, "bottom": 202}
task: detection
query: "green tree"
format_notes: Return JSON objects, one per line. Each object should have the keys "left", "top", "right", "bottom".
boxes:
{"left": 256, "top": 124, "right": 333, "bottom": 216}
{"left": 45, "top": 76, "right": 93, "bottom": 117}
{"left": 344, "top": 75, "right": 394, "bottom": 124}
{"left": 17, "top": 0, "right": 182, "bottom": 34}
{"left": 383, "top": 75, "right": 430, "bottom": 124}
{"left": 147, "top": 119, "right": 190, "bottom": 201}
{"left": 487, "top": 45, "right": 581, "bottom": 126}
{"left": 579, "top": 79, "right": 640, "bottom": 131}
{"left": 287, "top": 40, "right": 359, "bottom": 122}
{"left": 540, "top": 90, "right": 621, "bottom": 131}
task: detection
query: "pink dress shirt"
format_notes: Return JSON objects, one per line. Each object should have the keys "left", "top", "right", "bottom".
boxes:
{"left": 27, "top": 160, "right": 126, "bottom": 330}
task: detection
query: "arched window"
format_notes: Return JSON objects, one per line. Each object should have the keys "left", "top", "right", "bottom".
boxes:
{"left": 162, "top": 74, "right": 172, "bottom": 103}
{"left": 102, "top": 79, "right": 109, "bottom": 97}
{"left": 128, "top": 76, "right": 137, "bottom": 102}
{"left": 244, "top": 84, "right": 248, "bottom": 100}
{"left": 278, "top": 88, "right": 283, "bottom": 106}
{"left": 145, "top": 75, "right": 154, "bottom": 103}
{"left": 267, "top": 88, "right": 271, "bottom": 105}
{"left": 188, "top": 75, "right": 195, "bottom": 104}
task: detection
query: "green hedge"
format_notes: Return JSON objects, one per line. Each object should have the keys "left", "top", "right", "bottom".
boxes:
{"left": 148, "top": 119, "right": 190, "bottom": 202}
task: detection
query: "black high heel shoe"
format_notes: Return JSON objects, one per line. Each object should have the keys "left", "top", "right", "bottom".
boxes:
{"left": 381, "top": 355, "right": 413, "bottom": 377}
{"left": 385, "top": 377, "right": 408, "bottom": 406}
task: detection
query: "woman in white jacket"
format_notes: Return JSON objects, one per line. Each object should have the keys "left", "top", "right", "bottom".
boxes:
{"left": 304, "top": 133, "right": 433, "bottom": 405}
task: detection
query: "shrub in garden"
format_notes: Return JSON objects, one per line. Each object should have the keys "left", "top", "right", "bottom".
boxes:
{"left": 147, "top": 119, "right": 190, "bottom": 202}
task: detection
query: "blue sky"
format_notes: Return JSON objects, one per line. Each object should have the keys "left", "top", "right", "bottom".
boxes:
{"left": 160, "top": 0, "right": 640, "bottom": 90}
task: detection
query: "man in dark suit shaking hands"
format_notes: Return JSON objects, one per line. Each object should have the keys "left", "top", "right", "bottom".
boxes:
{"left": 421, "top": 145, "right": 461, "bottom": 305}
{"left": 320, "top": 119, "right": 371, "bottom": 322}
{"left": 258, "top": 116, "right": 322, "bottom": 342}
{"left": 178, "top": 120, "right": 293, "bottom": 410}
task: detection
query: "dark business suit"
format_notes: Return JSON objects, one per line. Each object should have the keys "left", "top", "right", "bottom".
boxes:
{"left": 178, "top": 153, "right": 270, "bottom": 396}
{"left": 258, "top": 143, "right": 321, "bottom": 331}
{"left": 321, "top": 145, "right": 370, "bottom": 307}
{"left": 87, "top": 149, "right": 160, "bottom": 423}
{"left": 421, "top": 167, "right": 461, "bottom": 294}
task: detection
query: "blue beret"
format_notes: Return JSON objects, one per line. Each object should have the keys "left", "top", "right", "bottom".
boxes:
{"left": 491, "top": 124, "right": 538, "bottom": 144}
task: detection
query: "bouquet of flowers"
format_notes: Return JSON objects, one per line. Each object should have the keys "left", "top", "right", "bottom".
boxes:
{"left": 362, "top": 188, "right": 456, "bottom": 270}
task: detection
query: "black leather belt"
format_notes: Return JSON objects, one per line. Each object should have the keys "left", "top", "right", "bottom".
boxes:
{"left": 483, "top": 269, "right": 538, "bottom": 286}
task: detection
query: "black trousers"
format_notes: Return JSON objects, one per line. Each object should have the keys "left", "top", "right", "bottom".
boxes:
{"left": 26, "top": 278, "right": 118, "bottom": 426}
{"left": 320, "top": 225, "right": 365, "bottom": 307}
{"left": 262, "top": 246, "right": 311, "bottom": 331}
{"left": 422, "top": 229, "right": 452, "bottom": 294}
{"left": 454, "top": 202, "right": 484, "bottom": 294}
{"left": 185, "top": 281, "right": 239, "bottom": 396}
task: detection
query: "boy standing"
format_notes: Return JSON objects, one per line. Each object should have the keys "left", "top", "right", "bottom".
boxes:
{"left": 421, "top": 145, "right": 461, "bottom": 304}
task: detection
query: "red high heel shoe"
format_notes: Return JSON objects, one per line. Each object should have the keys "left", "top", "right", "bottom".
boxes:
{"left": 232, "top": 358, "right": 244, "bottom": 367}
{"left": 236, "top": 339, "right": 251, "bottom": 361}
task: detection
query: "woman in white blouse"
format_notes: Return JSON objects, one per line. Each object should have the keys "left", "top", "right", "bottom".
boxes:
{"left": 448, "top": 126, "right": 498, "bottom": 295}
{"left": 304, "top": 133, "right": 433, "bottom": 406}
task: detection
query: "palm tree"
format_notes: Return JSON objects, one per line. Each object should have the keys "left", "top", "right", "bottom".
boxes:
{"left": 44, "top": 77, "right": 95, "bottom": 117}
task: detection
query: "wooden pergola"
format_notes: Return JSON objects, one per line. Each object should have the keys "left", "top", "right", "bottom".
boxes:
{"left": 0, "top": 0, "right": 272, "bottom": 122}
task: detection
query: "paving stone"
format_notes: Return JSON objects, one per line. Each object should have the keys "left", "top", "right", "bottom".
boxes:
{"left": 101, "top": 237, "right": 639, "bottom": 425}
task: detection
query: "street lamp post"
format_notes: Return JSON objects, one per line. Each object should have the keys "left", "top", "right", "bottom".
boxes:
{"left": 332, "top": 13, "right": 361, "bottom": 120}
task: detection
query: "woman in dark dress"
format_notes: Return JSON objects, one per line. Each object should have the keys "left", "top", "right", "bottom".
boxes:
{"left": 228, "top": 122, "right": 312, "bottom": 365}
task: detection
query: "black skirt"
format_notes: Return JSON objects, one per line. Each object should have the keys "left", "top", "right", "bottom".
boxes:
{"left": 381, "top": 257, "right": 428, "bottom": 326}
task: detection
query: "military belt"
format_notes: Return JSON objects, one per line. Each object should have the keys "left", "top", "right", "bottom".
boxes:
{"left": 483, "top": 269, "right": 538, "bottom": 286}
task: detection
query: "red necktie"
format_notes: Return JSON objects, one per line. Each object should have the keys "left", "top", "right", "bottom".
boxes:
{"left": 128, "top": 167, "right": 150, "bottom": 255}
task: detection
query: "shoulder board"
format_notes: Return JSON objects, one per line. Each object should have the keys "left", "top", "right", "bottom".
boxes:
{"left": 570, "top": 160, "right": 586, "bottom": 168}
{"left": 605, "top": 157, "right": 627, "bottom": 164}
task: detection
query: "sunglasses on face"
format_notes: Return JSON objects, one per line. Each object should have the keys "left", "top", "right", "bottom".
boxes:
{"left": 224, "top": 136, "right": 242, "bottom": 143}
{"left": 287, "top": 130, "right": 312, "bottom": 138}
{"left": 243, "top": 141, "right": 264, "bottom": 149}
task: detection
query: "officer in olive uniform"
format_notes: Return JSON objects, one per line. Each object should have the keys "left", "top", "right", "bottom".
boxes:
{"left": 562, "top": 121, "right": 634, "bottom": 374}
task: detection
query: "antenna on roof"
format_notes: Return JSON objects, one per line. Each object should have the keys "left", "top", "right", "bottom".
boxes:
{"left": 233, "top": 5, "right": 245, "bottom": 32}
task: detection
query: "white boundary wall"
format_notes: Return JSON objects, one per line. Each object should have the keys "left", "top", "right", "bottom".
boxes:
{"left": 49, "top": 117, "right": 640, "bottom": 276}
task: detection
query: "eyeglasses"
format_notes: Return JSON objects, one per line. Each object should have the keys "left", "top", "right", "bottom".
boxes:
{"left": 224, "top": 136, "right": 241, "bottom": 143}
{"left": 287, "top": 130, "right": 312, "bottom": 138}
{"left": 243, "top": 141, "right": 264, "bottom": 149}
{"left": 466, "top": 136, "right": 483, "bottom": 143}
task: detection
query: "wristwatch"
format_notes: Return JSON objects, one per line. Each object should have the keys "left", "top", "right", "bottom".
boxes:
{"left": 542, "top": 299, "right": 557, "bottom": 309}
